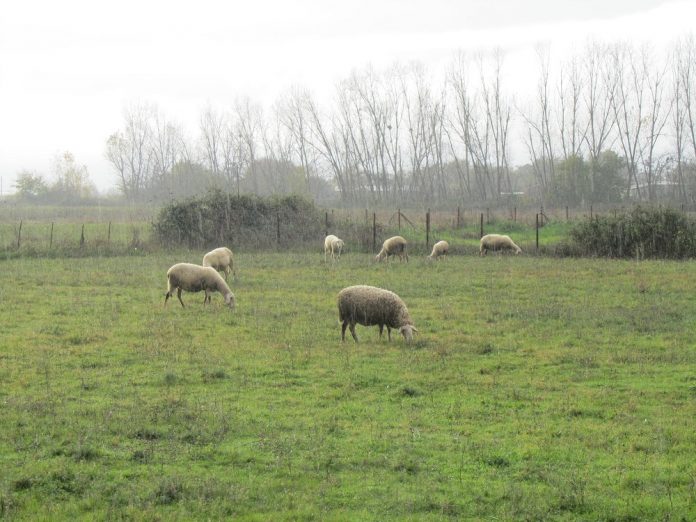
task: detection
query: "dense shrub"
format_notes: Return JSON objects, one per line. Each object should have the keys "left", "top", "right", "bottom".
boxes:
{"left": 569, "top": 206, "right": 696, "bottom": 259}
{"left": 152, "top": 190, "right": 324, "bottom": 249}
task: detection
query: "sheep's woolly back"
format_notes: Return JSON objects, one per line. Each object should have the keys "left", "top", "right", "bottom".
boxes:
{"left": 202, "top": 247, "right": 234, "bottom": 278}
{"left": 376, "top": 235, "right": 408, "bottom": 262}
{"left": 338, "top": 285, "right": 414, "bottom": 332}
{"left": 428, "top": 240, "right": 449, "bottom": 259}
{"left": 324, "top": 234, "right": 344, "bottom": 261}
{"left": 166, "top": 262, "right": 235, "bottom": 309}
{"left": 324, "top": 235, "right": 338, "bottom": 249}
{"left": 479, "top": 234, "right": 522, "bottom": 255}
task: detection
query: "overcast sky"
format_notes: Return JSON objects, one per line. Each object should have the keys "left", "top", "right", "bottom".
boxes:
{"left": 1, "top": 0, "right": 694, "bottom": 193}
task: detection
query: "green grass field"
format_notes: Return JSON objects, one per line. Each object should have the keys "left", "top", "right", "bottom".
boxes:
{"left": 1, "top": 251, "right": 695, "bottom": 520}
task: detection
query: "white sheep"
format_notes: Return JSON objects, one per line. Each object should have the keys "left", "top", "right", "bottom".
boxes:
{"left": 427, "top": 240, "right": 449, "bottom": 261}
{"left": 164, "top": 263, "right": 236, "bottom": 309}
{"left": 479, "top": 234, "right": 522, "bottom": 256}
{"left": 375, "top": 235, "right": 409, "bottom": 262}
{"left": 324, "top": 234, "right": 345, "bottom": 262}
{"left": 337, "top": 285, "right": 418, "bottom": 342}
{"left": 202, "top": 247, "right": 235, "bottom": 280}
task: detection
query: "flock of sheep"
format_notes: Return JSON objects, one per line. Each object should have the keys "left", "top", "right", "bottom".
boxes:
{"left": 164, "top": 233, "right": 522, "bottom": 343}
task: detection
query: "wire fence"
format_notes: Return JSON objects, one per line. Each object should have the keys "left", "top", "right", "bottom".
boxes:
{"left": 2, "top": 203, "right": 694, "bottom": 258}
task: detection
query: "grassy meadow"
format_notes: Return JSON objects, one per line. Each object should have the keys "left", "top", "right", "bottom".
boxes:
{"left": 1, "top": 249, "right": 695, "bottom": 520}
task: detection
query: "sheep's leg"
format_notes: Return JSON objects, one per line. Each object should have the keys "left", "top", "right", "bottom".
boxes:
{"left": 387, "top": 326, "right": 392, "bottom": 341}
{"left": 341, "top": 321, "right": 348, "bottom": 341}
{"left": 349, "top": 323, "right": 359, "bottom": 342}
{"left": 176, "top": 288, "right": 185, "bottom": 308}
{"left": 378, "top": 324, "right": 384, "bottom": 338}
{"left": 164, "top": 292, "right": 171, "bottom": 307}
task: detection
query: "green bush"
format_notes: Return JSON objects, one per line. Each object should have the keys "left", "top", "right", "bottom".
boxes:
{"left": 569, "top": 206, "right": 696, "bottom": 259}
{"left": 152, "top": 190, "right": 323, "bottom": 249}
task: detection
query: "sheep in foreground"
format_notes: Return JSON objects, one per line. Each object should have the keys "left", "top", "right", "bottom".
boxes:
{"left": 164, "top": 263, "right": 236, "bottom": 309}
{"left": 324, "top": 234, "right": 345, "bottom": 262}
{"left": 202, "top": 247, "right": 235, "bottom": 280}
{"left": 375, "top": 235, "right": 409, "bottom": 262}
{"left": 427, "top": 240, "right": 449, "bottom": 261}
{"left": 337, "top": 285, "right": 418, "bottom": 342}
{"left": 479, "top": 234, "right": 522, "bottom": 256}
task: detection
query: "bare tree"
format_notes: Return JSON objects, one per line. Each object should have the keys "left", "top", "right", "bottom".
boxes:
{"left": 105, "top": 102, "right": 154, "bottom": 201}
{"left": 305, "top": 93, "right": 352, "bottom": 202}
{"left": 278, "top": 86, "right": 316, "bottom": 194}
{"left": 672, "top": 36, "right": 696, "bottom": 201}
{"left": 480, "top": 50, "right": 512, "bottom": 199}
{"left": 199, "top": 105, "right": 226, "bottom": 178}
{"left": 520, "top": 45, "right": 556, "bottom": 200}
{"left": 640, "top": 47, "right": 672, "bottom": 202}
{"left": 219, "top": 115, "right": 244, "bottom": 196}
{"left": 609, "top": 43, "right": 647, "bottom": 200}
{"left": 400, "top": 64, "right": 442, "bottom": 203}
{"left": 582, "top": 41, "right": 616, "bottom": 199}
{"left": 235, "top": 98, "right": 263, "bottom": 194}
{"left": 447, "top": 52, "right": 477, "bottom": 200}
{"left": 149, "top": 108, "right": 185, "bottom": 198}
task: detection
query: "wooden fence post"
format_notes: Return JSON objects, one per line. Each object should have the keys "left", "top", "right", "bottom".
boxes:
{"left": 479, "top": 213, "right": 484, "bottom": 239}
{"left": 456, "top": 206, "right": 461, "bottom": 228}
{"left": 426, "top": 209, "right": 430, "bottom": 252}
{"left": 325, "top": 212, "right": 329, "bottom": 237}
{"left": 536, "top": 214, "right": 539, "bottom": 251}
{"left": 276, "top": 212, "right": 281, "bottom": 247}
{"left": 80, "top": 224, "right": 85, "bottom": 248}
{"left": 107, "top": 221, "right": 112, "bottom": 244}
{"left": 49, "top": 222, "right": 54, "bottom": 249}
{"left": 566, "top": 206, "right": 569, "bottom": 221}
{"left": 398, "top": 208, "right": 401, "bottom": 230}
{"left": 372, "top": 212, "right": 377, "bottom": 252}
{"left": 17, "top": 220, "right": 22, "bottom": 249}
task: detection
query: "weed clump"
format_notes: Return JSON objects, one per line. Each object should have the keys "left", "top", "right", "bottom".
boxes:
{"left": 152, "top": 190, "right": 322, "bottom": 250}
{"left": 153, "top": 477, "right": 185, "bottom": 505}
{"left": 569, "top": 206, "right": 696, "bottom": 259}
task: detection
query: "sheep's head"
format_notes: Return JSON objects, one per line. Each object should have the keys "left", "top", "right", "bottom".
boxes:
{"left": 515, "top": 246, "right": 522, "bottom": 254}
{"left": 225, "top": 292, "right": 236, "bottom": 310}
{"left": 399, "top": 325, "right": 418, "bottom": 342}
{"left": 375, "top": 251, "right": 386, "bottom": 262}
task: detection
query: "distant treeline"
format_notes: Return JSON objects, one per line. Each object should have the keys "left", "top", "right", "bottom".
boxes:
{"left": 101, "top": 38, "right": 696, "bottom": 208}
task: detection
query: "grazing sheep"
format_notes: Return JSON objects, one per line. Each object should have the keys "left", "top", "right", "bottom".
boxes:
{"left": 375, "top": 235, "right": 409, "bottom": 262}
{"left": 164, "top": 263, "right": 236, "bottom": 309}
{"left": 479, "top": 234, "right": 522, "bottom": 256}
{"left": 324, "top": 234, "right": 345, "bottom": 262}
{"left": 427, "top": 240, "right": 449, "bottom": 261}
{"left": 337, "top": 285, "right": 418, "bottom": 342}
{"left": 202, "top": 247, "right": 235, "bottom": 280}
